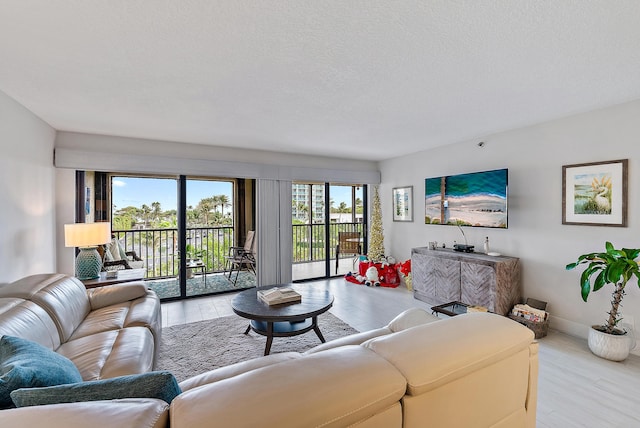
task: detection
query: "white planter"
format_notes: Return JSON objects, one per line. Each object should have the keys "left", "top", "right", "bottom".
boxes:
{"left": 588, "top": 326, "right": 633, "bottom": 361}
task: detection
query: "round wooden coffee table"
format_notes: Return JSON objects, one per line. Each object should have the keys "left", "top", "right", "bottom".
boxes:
{"left": 231, "top": 284, "right": 334, "bottom": 355}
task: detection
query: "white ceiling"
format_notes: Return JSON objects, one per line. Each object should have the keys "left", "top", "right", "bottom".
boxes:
{"left": 2, "top": 1, "right": 640, "bottom": 161}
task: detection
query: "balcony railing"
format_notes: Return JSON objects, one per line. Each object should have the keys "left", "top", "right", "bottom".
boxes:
{"left": 292, "top": 222, "right": 364, "bottom": 263}
{"left": 113, "top": 222, "right": 364, "bottom": 280}
{"left": 112, "top": 226, "right": 234, "bottom": 279}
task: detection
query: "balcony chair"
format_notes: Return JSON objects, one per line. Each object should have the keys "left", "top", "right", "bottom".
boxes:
{"left": 98, "top": 236, "right": 145, "bottom": 271}
{"left": 225, "top": 231, "right": 256, "bottom": 285}
{"left": 336, "top": 231, "right": 362, "bottom": 274}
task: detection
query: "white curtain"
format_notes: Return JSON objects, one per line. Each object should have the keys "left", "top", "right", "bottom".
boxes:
{"left": 256, "top": 179, "right": 292, "bottom": 286}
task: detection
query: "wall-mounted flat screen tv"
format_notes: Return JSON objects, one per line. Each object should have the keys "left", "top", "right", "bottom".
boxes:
{"left": 425, "top": 168, "right": 508, "bottom": 228}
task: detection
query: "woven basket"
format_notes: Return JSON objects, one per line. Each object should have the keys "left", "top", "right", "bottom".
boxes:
{"left": 508, "top": 314, "right": 549, "bottom": 339}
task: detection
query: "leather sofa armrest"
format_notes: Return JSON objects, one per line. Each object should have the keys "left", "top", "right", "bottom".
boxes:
{"left": 0, "top": 398, "right": 168, "bottom": 428}
{"left": 88, "top": 283, "right": 148, "bottom": 310}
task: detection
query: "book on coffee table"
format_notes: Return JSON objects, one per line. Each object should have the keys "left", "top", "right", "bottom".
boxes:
{"left": 257, "top": 287, "right": 302, "bottom": 305}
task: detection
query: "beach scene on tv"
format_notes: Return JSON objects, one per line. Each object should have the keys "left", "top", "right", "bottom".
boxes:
{"left": 425, "top": 169, "right": 508, "bottom": 228}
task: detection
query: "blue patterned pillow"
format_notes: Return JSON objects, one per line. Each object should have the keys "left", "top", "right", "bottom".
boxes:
{"left": 0, "top": 336, "right": 82, "bottom": 409}
{"left": 10, "top": 371, "right": 181, "bottom": 407}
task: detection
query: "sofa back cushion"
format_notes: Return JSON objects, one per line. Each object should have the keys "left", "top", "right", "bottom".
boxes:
{"left": 0, "top": 298, "right": 61, "bottom": 350}
{"left": 171, "top": 346, "right": 406, "bottom": 428}
{"left": 1, "top": 274, "right": 91, "bottom": 343}
{"left": 363, "top": 313, "right": 536, "bottom": 428}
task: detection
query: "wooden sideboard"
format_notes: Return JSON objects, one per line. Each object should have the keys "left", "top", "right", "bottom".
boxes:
{"left": 411, "top": 247, "right": 521, "bottom": 315}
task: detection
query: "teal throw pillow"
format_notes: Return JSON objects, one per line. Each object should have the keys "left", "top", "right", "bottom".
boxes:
{"left": 0, "top": 335, "right": 83, "bottom": 409}
{"left": 10, "top": 371, "right": 181, "bottom": 407}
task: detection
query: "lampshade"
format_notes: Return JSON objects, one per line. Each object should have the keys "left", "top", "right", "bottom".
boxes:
{"left": 64, "top": 222, "right": 112, "bottom": 280}
{"left": 64, "top": 222, "right": 112, "bottom": 248}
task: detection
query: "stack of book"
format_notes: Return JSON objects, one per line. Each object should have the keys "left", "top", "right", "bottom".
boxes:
{"left": 511, "top": 304, "right": 548, "bottom": 323}
{"left": 257, "top": 287, "right": 302, "bottom": 305}
{"left": 467, "top": 305, "right": 488, "bottom": 313}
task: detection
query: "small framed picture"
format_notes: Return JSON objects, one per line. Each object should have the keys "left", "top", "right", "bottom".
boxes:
{"left": 562, "top": 159, "right": 628, "bottom": 226}
{"left": 392, "top": 186, "right": 413, "bottom": 222}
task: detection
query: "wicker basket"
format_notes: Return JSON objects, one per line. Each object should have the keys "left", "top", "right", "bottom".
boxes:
{"left": 508, "top": 314, "right": 549, "bottom": 339}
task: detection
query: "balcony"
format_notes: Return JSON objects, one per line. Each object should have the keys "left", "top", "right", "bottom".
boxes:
{"left": 112, "top": 222, "right": 363, "bottom": 299}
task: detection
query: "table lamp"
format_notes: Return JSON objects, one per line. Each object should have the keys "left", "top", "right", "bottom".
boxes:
{"left": 64, "top": 222, "right": 112, "bottom": 280}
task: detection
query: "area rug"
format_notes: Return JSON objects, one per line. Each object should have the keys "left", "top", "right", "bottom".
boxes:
{"left": 156, "top": 312, "right": 359, "bottom": 382}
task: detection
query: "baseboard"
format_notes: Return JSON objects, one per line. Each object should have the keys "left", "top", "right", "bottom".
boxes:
{"left": 550, "top": 315, "right": 640, "bottom": 357}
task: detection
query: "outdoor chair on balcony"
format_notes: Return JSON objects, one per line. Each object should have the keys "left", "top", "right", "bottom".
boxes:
{"left": 336, "top": 231, "right": 362, "bottom": 274}
{"left": 225, "top": 231, "right": 256, "bottom": 285}
{"left": 98, "top": 236, "right": 145, "bottom": 271}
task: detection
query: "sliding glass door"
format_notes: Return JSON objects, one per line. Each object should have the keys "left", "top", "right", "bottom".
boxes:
{"left": 291, "top": 182, "right": 366, "bottom": 281}
{"left": 108, "top": 174, "right": 255, "bottom": 300}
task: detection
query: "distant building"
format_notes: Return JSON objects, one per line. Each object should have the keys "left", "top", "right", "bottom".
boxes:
{"left": 292, "top": 184, "right": 325, "bottom": 223}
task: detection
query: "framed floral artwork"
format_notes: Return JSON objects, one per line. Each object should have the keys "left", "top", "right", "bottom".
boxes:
{"left": 562, "top": 159, "right": 628, "bottom": 226}
{"left": 393, "top": 186, "right": 413, "bottom": 222}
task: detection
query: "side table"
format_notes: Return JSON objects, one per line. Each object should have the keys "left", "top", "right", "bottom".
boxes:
{"left": 81, "top": 268, "right": 146, "bottom": 289}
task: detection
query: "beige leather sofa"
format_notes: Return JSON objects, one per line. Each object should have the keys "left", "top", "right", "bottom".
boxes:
{"left": 0, "top": 273, "right": 161, "bottom": 379}
{"left": 1, "top": 308, "right": 538, "bottom": 427}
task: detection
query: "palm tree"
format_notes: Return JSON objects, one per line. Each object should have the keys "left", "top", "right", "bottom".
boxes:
{"left": 197, "top": 197, "right": 215, "bottom": 225}
{"left": 151, "top": 202, "right": 162, "bottom": 225}
{"left": 211, "top": 195, "right": 222, "bottom": 219}
{"left": 141, "top": 204, "right": 152, "bottom": 228}
{"left": 218, "top": 194, "right": 230, "bottom": 217}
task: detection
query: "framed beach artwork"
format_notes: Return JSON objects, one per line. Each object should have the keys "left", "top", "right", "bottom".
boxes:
{"left": 562, "top": 159, "right": 628, "bottom": 227}
{"left": 392, "top": 186, "right": 413, "bottom": 222}
{"left": 425, "top": 168, "right": 508, "bottom": 228}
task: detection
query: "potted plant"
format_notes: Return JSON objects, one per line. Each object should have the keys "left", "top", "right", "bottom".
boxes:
{"left": 566, "top": 242, "right": 640, "bottom": 361}
{"left": 183, "top": 245, "right": 207, "bottom": 278}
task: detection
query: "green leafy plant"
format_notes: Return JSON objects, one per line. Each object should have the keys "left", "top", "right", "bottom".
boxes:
{"left": 566, "top": 242, "right": 640, "bottom": 335}
{"left": 185, "top": 244, "right": 207, "bottom": 261}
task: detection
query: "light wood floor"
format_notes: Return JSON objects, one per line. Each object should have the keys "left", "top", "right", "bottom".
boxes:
{"left": 162, "top": 278, "right": 640, "bottom": 427}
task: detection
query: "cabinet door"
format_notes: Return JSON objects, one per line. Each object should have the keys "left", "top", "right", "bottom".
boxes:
{"left": 412, "top": 253, "right": 461, "bottom": 304}
{"left": 460, "top": 262, "right": 495, "bottom": 311}
{"left": 412, "top": 253, "right": 436, "bottom": 298}
{"left": 433, "top": 257, "right": 461, "bottom": 303}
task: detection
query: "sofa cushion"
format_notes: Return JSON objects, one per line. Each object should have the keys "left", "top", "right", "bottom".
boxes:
{"left": 171, "top": 346, "right": 407, "bottom": 428}
{"left": 1, "top": 274, "right": 91, "bottom": 343}
{"left": 386, "top": 307, "right": 440, "bottom": 332}
{"left": 70, "top": 289, "right": 161, "bottom": 351}
{"left": 363, "top": 312, "right": 535, "bottom": 395}
{"left": 107, "top": 239, "right": 123, "bottom": 261}
{"left": 88, "top": 283, "right": 148, "bottom": 310}
{"left": 0, "top": 336, "right": 82, "bottom": 409}
{"left": 178, "top": 352, "right": 301, "bottom": 391}
{"left": 305, "top": 308, "right": 439, "bottom": 355}
{"left": 0, "top": 299, "right": 61, "bottom": 350}
{"left": 10, "top": 371, "right": 181, "bottom": 407}
{"left": 57, "top": 327, "right": 155, "bottom": 381}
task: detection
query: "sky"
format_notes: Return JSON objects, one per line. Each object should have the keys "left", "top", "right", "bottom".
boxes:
{"left": 111, "top": 177, "right": 233, "bottom": 212}
{"left": 111, "top": 177, "right": 357, "bottom": 213}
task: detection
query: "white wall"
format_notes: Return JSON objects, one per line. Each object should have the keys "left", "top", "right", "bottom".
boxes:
{"left": 0, "top": 90, "right": 56, "bottom": 282}
{"left": 53, "top": 131, "right": 380, "bottom": 279}
{"left": 380, "top": 98, "right": 640, "bottom": 352}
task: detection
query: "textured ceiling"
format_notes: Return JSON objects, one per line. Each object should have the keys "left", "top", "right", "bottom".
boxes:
{"left": 1, "top": 1, "right": 640, "bottom": 161}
